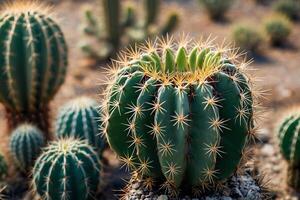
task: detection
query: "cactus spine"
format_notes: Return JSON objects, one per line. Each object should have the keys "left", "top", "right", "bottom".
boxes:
{"left": 278, "top": 111, "right": 300, "bottom": 190}
{"left": 56, "top": 97, "right": 104, "bottom": 151}
{"left": 32, "top": 139, "right": 101, "bottom": 200}
{"left": 82, "top": 0, "right": 179, "bottom": 60}
{"left": 0, "top": 1, "right": 68, "bottom": 139}
{"left": 101, "top": 36, "right": 260, "bottom": 193}
{"left": 9, "top": 124, "right": 45, "bottom": 172}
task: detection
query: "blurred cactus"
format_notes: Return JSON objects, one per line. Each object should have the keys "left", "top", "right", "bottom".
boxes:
{"left": 232, "top": 24, "right": 264, "bottom": 54}
{"left": 0, "top": 153, "right": 7, "bottom": 180}
{"left": 278, "top": 111, "right": 300, "bottom": 190}
{"left": 55, "top": 97, "right": 105, "bottom": 151}
{"left": 82, "top": 0, "right": 179, "bottom": 61}
{"left": 273, "top": 0, "right": 300, "bottom": 20}
{"left": 264, "top": 15, "right": 292, "bottom": 46}
{"left": 32, "top": 139, "right": 101, "bottom": 200}
{"left": 101, "top": 36, "right": 260, "bottom": 193}
{"left": 0, "top": 1, "right": 68, "bottom": 139}
{"left": 10, "top": 124, "right": 45, "bottom": 172}
{"left": 198, "top": 0, "right": 234, "bottom": 20}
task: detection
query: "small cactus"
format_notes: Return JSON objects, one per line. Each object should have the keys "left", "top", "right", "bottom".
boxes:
{"left": 198, "top": 0, "right": 234, "bottom": 20}
{"left": 9, "top": 124, "right": 45, "bottom": 172}
{"left": 32, "top": 139, "right": 101, "bottom": 200}
{"left": 101, "top": 36, "right": 260, "bottom": 193}
{"left": 273, "top": 0, "right": 300, "bottom": 20}
{"left": 278, "top": 111, "right": 300, "bottom": 190}
{"left": 55, "top": 97, "right": 104, "bottom": 151}
{"left": 0, "top": 153, "right": 7, "bottom": 180}
{"left": 82, "top": 0, "right": 179, "bottom": 60}
{"left": 0, "top": 1, "right": 68, "bottom": 139}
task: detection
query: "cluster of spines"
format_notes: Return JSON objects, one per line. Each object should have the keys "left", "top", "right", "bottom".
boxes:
{"left": 100, "top": 36, "right": 264, "bottom": 194}
{"left": 55, "top": 97, "right": 104, "bottom": 151}
{"left": 9, "top": 124, "right": 45, "bottom": 171}
{"left": 32, "top": 138, "right": 101, "bottom": 200}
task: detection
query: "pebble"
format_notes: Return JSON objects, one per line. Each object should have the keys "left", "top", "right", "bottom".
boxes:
{"left": 261, "top": 144, "right": 275, "bottom": 157}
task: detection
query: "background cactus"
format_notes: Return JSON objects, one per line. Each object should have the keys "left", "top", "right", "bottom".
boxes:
{"left": 101, "top": 36, "right": 259, "bottom": 193}
{"left": 32, "top": 139, "right": 101, "bottom": 200}
{"left": 273, "top": 0, "right": 300, "bottom": 21}
{"left": 264, "top": 14, "right": 292, "bottom": 46}
{"left": 55, "top": 97, "right": 104, "bottom": 151}
{"left": 0, "top": 153, "right": 7, "bottom": 180}
{"left": 0, "top": 1, "right": 68, "bottom": 139}
{"left": 81, "top": 0, "right": 179, "bottom": 61}
{"left": 9, "top": 124, "right": 45, "bottom": 172}
{"left": 278, "top": 111, "right": 300, "bottom": 190}
{"left": 198, "top": 0, "right": 235, "bottom": 20}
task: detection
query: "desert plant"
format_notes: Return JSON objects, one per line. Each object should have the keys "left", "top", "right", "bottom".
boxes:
{"left": 278, "top": 111, "right": 300, "bottom": 191}
{"left": 82, "top": 0, "right": 179, "bottom": 60}
{"left": 101, "top": 36, "right": 260, "bottom": 194}
{"left": 32, "top": 139, "right": 101, "bottom": 200}
{"left": 0, "top": 1, "right": 68, "bottom": 139}
{"left": 232, "top": 24, "right": 264, "bottom": 53}
{"left": 55, "top": 97, "right": 104, "bottom": 151}
{"left": 9, "top": 124, "right": 45, "bottom": 172}
{"left": 198, "top": 0, "right": 234, "bottom": 20}
{"left": 0, "top": 153, "right": 7, "bottom": 180}
{"left": 264, "top": 15, "right": 292, "bottom": 46}
{"left": 273, "top": 0, "right": 300, "bottom": 20}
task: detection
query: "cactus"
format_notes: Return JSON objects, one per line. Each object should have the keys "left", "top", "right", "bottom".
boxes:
{"left": 0, "top": 153, "right": 7, "bottom": 180}
{"left": 101, "top": 36, "right": 260, "bottom": 193}
{"left": 0, "top": 1, "right": 68, "bottom": 139}
{"left": 198, "top": 0, "right": 235, "bottom": 20}
{"left": 9, "top": 124, "right": 45, "bottom": 172}
{"left": 55, "top": 97, "right": 104, "bottom": 151}
{"left": 278, "top": 111, "right": 300, "bottom": 190}
{"left": 32, "top": 139, "right": 101, "bottom": 200}
{"left": 82, "top": 0, "right": 179, "bottom": 61}
{"left": 273, "top": 0, "right": 300, "bottom": 20}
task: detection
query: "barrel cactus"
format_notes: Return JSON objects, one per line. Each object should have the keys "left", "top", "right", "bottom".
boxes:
{"left": 101, "top": 36, "right": 259, "bottom": 193}
{"left": 0, "top": 1, "right": 68, "bottom": 139}
{"left": 278, "top": 111, "right": 300, "bottom": 190}
{"left": 10, "top": 124, "right": 45, "bottom": 171}
{"left": 32, "top": 139, "right": 101, "bottom": 200}
{"left": 55, "top": 97, "right": 104, "bottom": 151}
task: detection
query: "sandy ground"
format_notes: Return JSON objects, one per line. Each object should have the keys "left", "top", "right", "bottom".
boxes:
{"left": 0, "top": 0, "right": 300, "bottom": 199}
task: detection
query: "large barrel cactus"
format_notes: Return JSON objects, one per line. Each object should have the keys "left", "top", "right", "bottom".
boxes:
{"left": 101, "top": 36, "right": 259, "bottom": 192}
{"left": 9, "top": 124, "right": 45, "bottom": 172}
{"left": 278, "top": 111, "right": 300, "bottom": 190}
{"left": 55, "top": 97, "right": 104, "bottom": 151}
{"left": 0, "top": 1, "right": 68, "bottom": 138}
{"left": 32, "top": 139, "right": 101, "bottom": 200}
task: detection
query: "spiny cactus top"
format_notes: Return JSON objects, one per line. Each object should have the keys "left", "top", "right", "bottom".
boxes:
{"left": 32, "top": 139, "right": 101, "bottom": 200}
{"left": 56, "top": 97, "right": 104, "bottom": 151}
{"left": 10, "top": 124, "right": 45, "bottom": 171}
{"left": 101, "top": 36, "right": 260, "bottom": 192}
{"left": 0, "top": 1, "right": 68, "bottom": 113}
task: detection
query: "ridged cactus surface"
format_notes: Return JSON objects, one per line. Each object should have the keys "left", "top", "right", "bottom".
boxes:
{"left": 56, "top": 97, "right": 104, "bottom": 151}
{"left": 101, "top": 36, "right": 259, "bottom": 192}
{"left": 278, "top": 111, "right": 300, "bottom": 190}
{"left": 32, "top": 139, "right": 101, "bottom": 200}
{"left": 0, "top": 1, "right": 68, "bottom": 135}
{"left": 9, "top": 124, "right": 45, "bottom": 171}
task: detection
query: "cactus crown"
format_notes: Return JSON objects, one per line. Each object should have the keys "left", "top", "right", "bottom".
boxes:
{"left": 1, "top": 1, "right": 51, "bottom": 15}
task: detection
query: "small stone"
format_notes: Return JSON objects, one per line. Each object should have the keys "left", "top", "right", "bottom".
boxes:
{"left": 157, "top": 195, "right": 168, "bottom": 200}
{"left": 257, "top": 128, "right": 270, "bottom": 144}
{"left": 132, "top": 182, "right": 140, "bottom": 189}
{"left": 260, "top": 144, "right": 275, "bottom": 157}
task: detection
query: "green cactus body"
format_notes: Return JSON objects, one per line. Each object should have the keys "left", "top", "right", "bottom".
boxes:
{"left": 278, "top": 112, "right": 300, "bottom": 190}
{"left": 0, "top": 153, "right": 7, "bottom": 179}
{"left": 33, "top": 139, "right": 101, "bottom": 200}
{"left": 0, "top": 2, "right": 68, "bottom": 138}
{"left": 145, "top": 0, "right": 159, "bottom": 26}
{"left": 55, "top": 97, "right": 104, "bottom": 151}
{"left": 9, "top": 124, "right": 45, "bottom": 171}
{"left": 102, "top": 37, "right": 256, "bottom": 192}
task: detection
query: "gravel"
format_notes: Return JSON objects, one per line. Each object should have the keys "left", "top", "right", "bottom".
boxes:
{"left": 125, "top": 169, "right": 265, "bottom": 200}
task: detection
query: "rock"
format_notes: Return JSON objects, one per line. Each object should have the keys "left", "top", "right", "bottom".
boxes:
{"left": 260, "top": 144, "right": 275, "bottom": 157}
{"left": 257, "top": 128, "right": 271, "bottom": 144}
{"left": 157, "top": 195, "right": 168, "bottom": 200}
